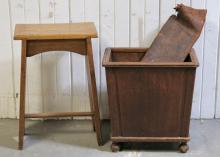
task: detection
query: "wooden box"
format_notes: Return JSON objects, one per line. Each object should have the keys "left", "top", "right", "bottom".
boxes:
{"left": 102, "top": 48, "right": 199, "bottom": 152}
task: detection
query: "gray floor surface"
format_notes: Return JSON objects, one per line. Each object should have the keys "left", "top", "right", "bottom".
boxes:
{"left": 0, "top": 119, "right": 219, "bottom": 157}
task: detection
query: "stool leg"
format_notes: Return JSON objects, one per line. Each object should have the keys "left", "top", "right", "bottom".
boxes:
{"left": 87, "top": 84, "right": 96, "bottom": 132}
{"left": 18, "top": 40, "right": 27, "bottom": 150}
{"left": 86, "top": 59, "right": 95, "bottom": 132}
{"left": 85, "top": 38, "right": 102, "bottom": 145}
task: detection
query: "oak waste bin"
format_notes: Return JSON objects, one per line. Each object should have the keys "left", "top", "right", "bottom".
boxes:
{"left": 102, "top": 47, "right": 199, "bottom": 153}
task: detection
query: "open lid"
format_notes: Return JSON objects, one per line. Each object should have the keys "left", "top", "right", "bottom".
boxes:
{"left": 141, "top": 4, "right": 207, "bottom": 62}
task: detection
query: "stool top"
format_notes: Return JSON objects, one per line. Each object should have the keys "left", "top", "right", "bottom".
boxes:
{"left": 14, "top": 22, "right": 97, "bottom": 40}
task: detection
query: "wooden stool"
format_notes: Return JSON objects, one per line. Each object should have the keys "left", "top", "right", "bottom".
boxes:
{"left": 14, "top": 22, "right": 102, "bottom": 149}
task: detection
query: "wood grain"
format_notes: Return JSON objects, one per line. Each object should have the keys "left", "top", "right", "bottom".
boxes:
{"left": 10, "top": 0, "right": 26, "bottom": 118}
{"left": 70, "top": 0, "right": 90, "bottom": 116}
{"left": 103, "top": 48, "right": 197, "bottom": 146}
{"left": 26, "top": 39, "right": 86, "bottom": 57}
{"left": 191, "top": 0, "right": 205, "bottom": 119}
{"left": 15, "top": 22, "right": 103, "bottom": 148}
{"left": 25, "top": 112, "right": 94, "bottom": 118}
{"left": 0, "top": 0, "right": 15, "bottom": 118}
{"left": 144, "top": 0, "right": 160, "bottom": 47}
{"left": 202, "top": 0, "right": 220, "bottom": 118}
{"left": 25, "top": 0, "right": 43, "bottom": 115}
{"left": 111, "top": 136, "right": 190, "bottom": 142}
{"left": 85, "top": 38, "right": 102, "bottom": 145}
{"left": 141, "top": 5, "right": 206, "bottom": 62}
{"left": 103, "top": 48, "right": 199, "bottom": 67}
{"left": 84, "top": 0, "right": 100, "bottom": 118}
{"left": 0, "top": 0, "right": 219, "bottom": 119}
{"left": 18, "top": 40, "right": 27, "bottom": 150}
{"left": 100, "top": 0, "right": 115, "bottom": 118}
{"left": 14, "top": 22, "right": 98, "bottom": 40}
{"left": 130, "top": 0, "right": 145, "bottom": 47}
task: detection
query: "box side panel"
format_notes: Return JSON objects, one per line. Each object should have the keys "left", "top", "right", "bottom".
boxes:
{"left": 180, "top": 68, "right": 196, "bottom": 137}
{"left": 105, "top": 68, "right": 121, "bottom": 136}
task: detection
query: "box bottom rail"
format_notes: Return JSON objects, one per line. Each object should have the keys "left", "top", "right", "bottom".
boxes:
{"left": 111, "top": 136, "right": 190, "bottom": 153}
{"left": 111, "top": 136, "right": 190, "bottom": 142}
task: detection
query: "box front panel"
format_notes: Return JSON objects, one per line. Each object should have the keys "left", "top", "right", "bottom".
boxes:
{"left": 113, "top": 67, "right": 191, "bottom": 137}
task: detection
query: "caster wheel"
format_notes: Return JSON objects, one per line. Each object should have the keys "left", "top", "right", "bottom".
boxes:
{"left": 111, "top": 143, "right": 120, "bottom": 152}
{"left": 179, "top": 143, "right": 189, "bottom": 153}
